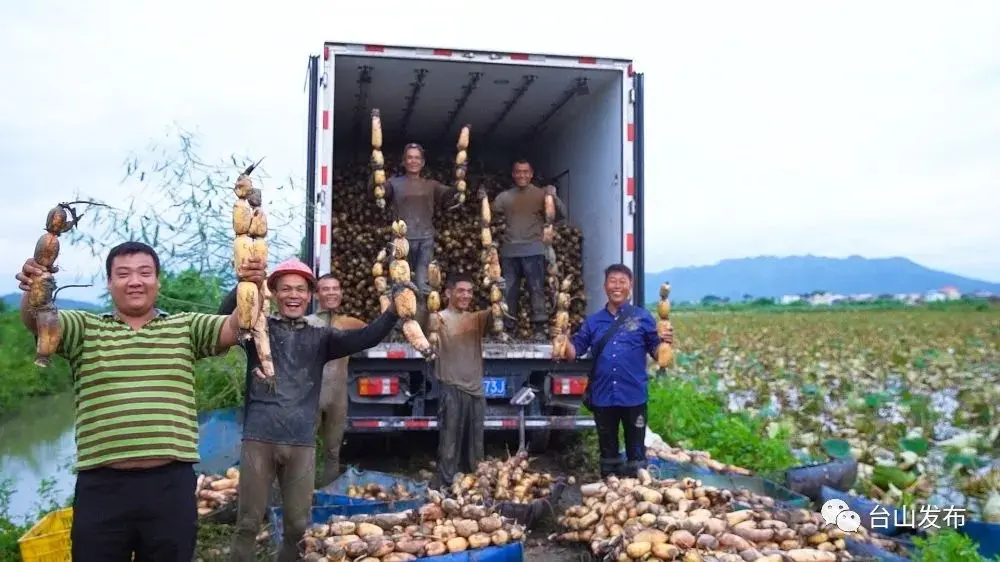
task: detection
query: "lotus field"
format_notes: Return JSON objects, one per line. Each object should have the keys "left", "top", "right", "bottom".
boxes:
{"left": 661, "top": 305, "right": 1000, "bottom": 522}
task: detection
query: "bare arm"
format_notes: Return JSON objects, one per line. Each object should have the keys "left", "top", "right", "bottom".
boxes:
{"left": 324, "top": 309, "right": 400, "bottom": 361}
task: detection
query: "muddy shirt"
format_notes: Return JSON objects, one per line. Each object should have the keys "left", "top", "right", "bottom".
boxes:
{"left": 218, "top": 289, "right": 398, "bottom": 446}
{"left": 434, "top": 309, "right": 491, "bottom": 397}
{"left": 492, "top": 184, "right": 567, "bottom": 258}
{"left": 385, "top": 176, "right": 453, "bottom": 240}
{"left": 307, "top": 311, "right": 367, "bottom": 410}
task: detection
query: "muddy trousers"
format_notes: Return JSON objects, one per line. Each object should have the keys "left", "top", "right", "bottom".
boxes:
{"left": 231, "top": 440, "right": 316, "bottom": 562}
{"left": 407, "top": 237, "right": 435, "bottom": 294}
{"left": 318, "top": 369, "right": 349, "bottom": 488}
{"left": 436, "top": 384, "right": 485, "bottom": 487}
{"left": 592, "top": 403, "right": 648, "bottom": 478}
{"left": 500, "top": 255, "right": 548, "bottom": 330}
{"left": 70, "top": 461, "right": 196, "bottom": 562}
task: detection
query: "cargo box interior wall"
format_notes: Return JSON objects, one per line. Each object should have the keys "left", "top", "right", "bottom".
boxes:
{"left": 329, "top": 54, "right": 624, "bottom": 314}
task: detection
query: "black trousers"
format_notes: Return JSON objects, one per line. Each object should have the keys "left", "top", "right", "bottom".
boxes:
{"left": 71, "top": 461, "right": 197, "bottom": 562}
{"left": 592, "top": 403, "right": 648, "bottom": 478}
{"left": 436, "top": 384, "right": 485, "bottom": 488}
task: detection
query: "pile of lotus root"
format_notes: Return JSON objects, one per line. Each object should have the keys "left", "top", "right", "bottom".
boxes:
{"left": 647, "top": 445, "right": 753, "bottom": 476}
{"left": 300, "top": 500, "right": 526, "bottom": 561}
{"left": 346, "top": 482, "right": 418, "bottom": 502}
{"left": 442, "top": 452, "right": 564, "bottom": 505}
{"left": 195, "top": 467, "right": 240, "bottom": 516}
{"left": 552, "top": 470, "right": 907, "bottom": 562}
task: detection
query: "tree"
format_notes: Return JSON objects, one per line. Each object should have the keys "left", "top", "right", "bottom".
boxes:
{"left": 68, "top": 125, "right": 305, "bottom": 287}
{"left": 156, "top": 269, "right": 225, "bottom": 314}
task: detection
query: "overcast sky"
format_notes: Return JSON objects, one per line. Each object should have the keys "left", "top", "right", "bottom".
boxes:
{"left": 1, "top": 0, "right": 997, "bottom": 302}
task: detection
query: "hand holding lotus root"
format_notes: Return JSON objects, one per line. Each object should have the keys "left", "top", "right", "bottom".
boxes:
{"left": 655, "top": 282, "right": 674, "bottom": 368}
{"left": 451, "top": 124, "right": 471, "bottom": 207}
{"left": 232, "top": 161, "right": 275, "bottom": 383}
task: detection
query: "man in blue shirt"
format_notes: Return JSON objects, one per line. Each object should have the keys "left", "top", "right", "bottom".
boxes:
{"left": 559, "top": 264, "right": 673, "bottom": 478}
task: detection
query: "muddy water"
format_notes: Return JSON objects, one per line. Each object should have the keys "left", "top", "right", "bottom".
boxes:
{"left": 0, "top": 392, "right": 76, "bottom": 521}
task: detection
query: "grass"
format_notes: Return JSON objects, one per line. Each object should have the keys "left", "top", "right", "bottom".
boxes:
{"left": 0, "top": 310, "right": 73, "bottom": 417}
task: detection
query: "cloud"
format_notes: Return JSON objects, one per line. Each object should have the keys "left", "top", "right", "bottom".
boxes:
{"left": 1, "top": 0, "right": 997, "bottom": 303}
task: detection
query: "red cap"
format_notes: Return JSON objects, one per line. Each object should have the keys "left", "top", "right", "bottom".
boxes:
{"left": 267, "top": 258, "right": 316, "bottom": 290}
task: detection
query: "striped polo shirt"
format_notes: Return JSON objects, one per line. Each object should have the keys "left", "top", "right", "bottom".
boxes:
{"left": 57, "top": 309, "right": 228, "bottom": 471}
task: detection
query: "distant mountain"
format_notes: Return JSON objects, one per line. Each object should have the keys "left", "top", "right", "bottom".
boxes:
{"left": 2, "top": 292, "right": 102, "bottom": 311}
{"left": 644, "top": 255, "right": 1000, "bottom": 303}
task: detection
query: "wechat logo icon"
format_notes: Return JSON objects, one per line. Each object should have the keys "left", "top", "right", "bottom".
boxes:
{"left": 821, "top": 499, "right": 862, "bottom": 533}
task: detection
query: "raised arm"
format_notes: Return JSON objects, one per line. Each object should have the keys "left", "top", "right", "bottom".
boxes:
{"left": 491, "top": 190, "right": 508, "bottom": 215}
{"left": 383, "top": 176, "right": 399, "bottom": 204}
{"left": 324, "top": 308, "right": 399, "bottom": 361}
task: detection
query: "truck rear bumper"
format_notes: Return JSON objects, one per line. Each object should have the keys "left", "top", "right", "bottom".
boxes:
{"left": 346, "top": 415, "right": 594, "bottom": 432}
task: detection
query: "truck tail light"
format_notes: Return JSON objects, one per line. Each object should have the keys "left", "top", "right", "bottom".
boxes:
{"left": 357, "top": 376, "right": 399, "bottom": 396}
{"left": 551, "top": 376, "right": 587, "bottom": 396}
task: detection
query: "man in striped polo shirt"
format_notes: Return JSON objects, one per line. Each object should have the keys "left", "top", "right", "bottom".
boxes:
{"left": 16, "top": 241, "right": 266, "bottom": 562}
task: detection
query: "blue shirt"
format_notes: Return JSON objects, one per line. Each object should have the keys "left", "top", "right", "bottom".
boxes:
{"left": 571, "top": 303, "right": 659, "bottom": 407}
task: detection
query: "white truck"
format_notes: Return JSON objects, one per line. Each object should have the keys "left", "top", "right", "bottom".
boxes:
{"left": 303, "top": 42, "right": 647, "bottom": 451}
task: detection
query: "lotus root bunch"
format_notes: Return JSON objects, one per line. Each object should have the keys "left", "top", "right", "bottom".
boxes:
{"left": 30, "top": 203, "right": 83, "bottom": 367}
{"left": 426, "top": 262, "right": 443, "bottom": 352}
{"left": 453, "top": 125, "right": 470, "bottom": 206}
{"left": 232, "top": 167, "right": 275, "bottom": 383}
{"left": 655, "top": 282, "right": 674, "bottom": 368}
{"left": 477, "top": 188, "right": 507, "bottom": 339}
{"left": 196, "top": 467, "right": 240, "bottom": 516}
{"left": 550, "top": 275, "right": 575, "bottom": 359}
{"left": 371, "top": 109, "right": 387, "bottom": 210}
{"left": 386, "top": 220, "right": 435, "bottom": 359}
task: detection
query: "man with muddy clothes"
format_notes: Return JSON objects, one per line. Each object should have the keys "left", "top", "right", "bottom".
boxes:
{"left": 218, "top": 259, "right": 400, "bottom": 562}
{"left": 434, "top": 273, "right": 489, "bottom": 487}
{"left": 491, "top": 158, "right": 567, "bottom": 340}
{"left": 307, "top": 273, "right": 367, "bottom": 487}
{"left": 384, "top": 143, "right": 458, "bottom": 295}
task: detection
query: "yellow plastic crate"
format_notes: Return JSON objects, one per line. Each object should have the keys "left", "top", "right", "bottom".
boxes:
{"left": 18, "top": 507, "right": 72, "bottom": 562}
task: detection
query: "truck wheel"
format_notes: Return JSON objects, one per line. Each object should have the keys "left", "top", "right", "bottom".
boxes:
{"left": 527, "top": 429, "right": 550, "bottom": 453}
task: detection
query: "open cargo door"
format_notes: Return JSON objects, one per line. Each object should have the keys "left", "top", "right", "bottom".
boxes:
{"left": 632, "top": 72, "right": 646, "bottom": 306}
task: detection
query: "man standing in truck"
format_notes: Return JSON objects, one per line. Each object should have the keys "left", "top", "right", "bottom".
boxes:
{"left": 218, "top": 259, "right": 400, "bottom": 562}
{"left": 491, "top": 158, "right": 567, "bottom": 340}
{"left": 434, "top": 273, "right": 489, "bottom": 487}
{"left": 558, "top": 264, "right": 673, "bottom": 478}
{"left": 384, "top": 143, "right": 457, "bottom": 295}
{"left": 308, "top": 273, "right": 367, "bottom": 487}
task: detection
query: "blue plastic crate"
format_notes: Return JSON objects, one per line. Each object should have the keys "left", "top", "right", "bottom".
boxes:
{"left": 953, "top": 520, "right": 1000, "bottom": 559}
{"left": 845, "top": 537, "right": 911, "bottom": 562}
{"left": 316, "top": 466, "right": 428, "bottom": 508}
{"left": 195, "top": 407, "right": 243, "bottom": 475}
{"left": 268, "top": 505, "right": 525, "bottom": 562}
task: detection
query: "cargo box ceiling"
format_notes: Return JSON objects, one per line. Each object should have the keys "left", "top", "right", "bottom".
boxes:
{"left": 331, "top": 55, "right": 621, "bottom": 149}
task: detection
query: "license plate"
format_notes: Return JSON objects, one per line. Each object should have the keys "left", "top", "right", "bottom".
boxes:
{"left": 482, "top": 378, "right": 507, "bottom": 397}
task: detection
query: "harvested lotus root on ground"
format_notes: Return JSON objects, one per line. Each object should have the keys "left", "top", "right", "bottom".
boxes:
{"left": 347, "top": 482, "right": 415, "bottom": 502}
{"left": 552, "top": 471, "right": 906, "bottom": 561}
{"left": 299, "top": 500, "right": 525, "bottom": 561}
{"left": 442, "top": 452, "right": 560, "bottom": 504}
{"left": 195, "top": 467, "right": 240, "bottom": 516}
{"left": 647, "top": 445, "right": 753, "bottom": 476}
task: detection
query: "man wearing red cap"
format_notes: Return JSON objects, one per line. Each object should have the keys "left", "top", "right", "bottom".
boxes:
{"left": 218, "top": 258, "right": 401, "bottom": 562}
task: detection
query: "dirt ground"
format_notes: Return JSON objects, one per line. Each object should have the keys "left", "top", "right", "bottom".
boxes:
{"left": 194, "top": 431, "right": 599, "bottom": 562}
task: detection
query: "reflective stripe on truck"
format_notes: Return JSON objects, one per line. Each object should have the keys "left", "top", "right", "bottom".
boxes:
{"left": 348, "top": 416, "right": 595, "bottom": 431}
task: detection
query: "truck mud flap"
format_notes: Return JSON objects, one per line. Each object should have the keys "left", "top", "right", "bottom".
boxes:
{"left": 347, "top": 416, "right": 595, "bottom": 431}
